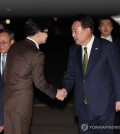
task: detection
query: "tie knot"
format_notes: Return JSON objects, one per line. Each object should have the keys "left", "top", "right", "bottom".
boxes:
{"left": 84, "top": 47, "right": 87, "bottom": 53}
{"left": 2, "top": 53, "right": 7, "bottom": 58}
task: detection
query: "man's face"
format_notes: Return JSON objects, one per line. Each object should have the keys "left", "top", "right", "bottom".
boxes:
{"left": 71, "top": 21, "right": 91, "bottom": 46}
{"left": 41, "top": 32, "right": 48, "bottom": 44}
{"left": 37, "top": 29, "right": 48, "bottom": 44}
{"left": 0, "top": 32, "right": 13, "bottom": 53}
{"left": 99, "top": 19, "right": 113, "bottom": 37}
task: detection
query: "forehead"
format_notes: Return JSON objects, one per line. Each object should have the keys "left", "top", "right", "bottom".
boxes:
{"left": 0, "top": 32, "right": 9, "bottom": 39}
{"left": 100, "top": 19, "right": 112, "bottom": 25}
{"left": 72, "top": 21, "right": 82, "bottom": 29}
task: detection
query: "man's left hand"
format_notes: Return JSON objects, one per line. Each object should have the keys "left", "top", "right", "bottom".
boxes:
{"left": 116, "top": 101, "right": 120, "bottom": 112}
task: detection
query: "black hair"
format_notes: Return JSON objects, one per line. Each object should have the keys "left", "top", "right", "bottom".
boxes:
{"left": 98, "top": 16, "right": 113, "bottom": 26}
{"left": 73, "top": 14, "right": 94, "bottom": 33}
{"left": 25, "top": 18, "right": 48, "bottom": 36}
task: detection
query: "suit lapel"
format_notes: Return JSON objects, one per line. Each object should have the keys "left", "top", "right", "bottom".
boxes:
{"left": 86, "top": 37, "right": 100, "bottom": 75}
{"left": 76, "top": 46, "right": 83, "bottom": 75}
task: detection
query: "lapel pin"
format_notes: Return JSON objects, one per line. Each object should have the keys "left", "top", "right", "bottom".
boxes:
{"left": 95, "top": 48, "right": 98, "bottom": 50}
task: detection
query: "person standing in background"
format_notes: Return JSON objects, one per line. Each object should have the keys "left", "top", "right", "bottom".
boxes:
{"left": 98, "top": 16, "right": 120, "bottom": 52}
{"left": 0, "top": 29, "right": 15, "bottom": 133}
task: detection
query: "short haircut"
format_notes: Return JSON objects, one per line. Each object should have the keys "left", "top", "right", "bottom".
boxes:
{"left": 0, "top": 29, "right": 15, "bottom": 40}
{"left": 25, "top": 18, "right": 48, "bottom": 36}
{"left": 98, "top": 16, "right": 113, "bottom": 26}
{"left": 73, "top": 14, "right": 94, "bottom": 33}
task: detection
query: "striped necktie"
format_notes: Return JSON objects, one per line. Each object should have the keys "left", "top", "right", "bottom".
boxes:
{"left": 82, "top": 47, "right": 88, "bottom": 76}
{"left": 0, "top": 53, "right": 6, "bottom": 86}
{"left": 2, "top": 53, "right": 6, "bottom": 75}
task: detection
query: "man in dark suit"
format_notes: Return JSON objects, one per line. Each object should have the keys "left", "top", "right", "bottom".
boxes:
{"left": 58, "top": 14, "right": 120, "bottom": 134}
{"left": 2, "top": 19, "right": 63, "bottom": 134}
{"left": 98, "top": 16, "right": 120, "bottom": 134}
{"left": 0, "top": 29, "right": 15, "bottom": 133}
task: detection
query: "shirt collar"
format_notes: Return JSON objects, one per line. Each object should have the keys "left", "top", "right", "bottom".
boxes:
{"left": 82, "top": 35, "right": 95, "bottom": 58}
{"left": 101, "top": 35, "right": 113, "bottom": 42}
{"left": 1, "top": 53, "right": 7, "bottom": 56}
{"left": 27, "top": 37, "right": 39, "bottom": 49}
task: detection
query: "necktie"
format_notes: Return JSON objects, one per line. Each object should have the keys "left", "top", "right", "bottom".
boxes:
{"left": 82, "top": 47, "right": 88, "bottom": 76}
{"left": 0, "top": 53, "right": 6, "bottom": 86}
{"left": 2, "top": 53, "right": 6, "bottom": 76}
{"left": 82, "top": 47, "right": 88, "bottom": 104}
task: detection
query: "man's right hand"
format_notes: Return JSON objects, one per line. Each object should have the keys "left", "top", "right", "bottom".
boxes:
{"left": 0, "top": 125, "right": 4, "bottom": 133}
{"left": 56, "top": 88, "right": 67, "bottom": 101}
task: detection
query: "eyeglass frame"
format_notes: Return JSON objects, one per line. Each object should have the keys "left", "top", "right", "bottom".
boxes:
{"left": 0, "top": 40, "right": 11, "bottom": 46}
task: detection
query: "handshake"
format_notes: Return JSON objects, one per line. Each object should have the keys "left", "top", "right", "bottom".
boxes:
{"left": 56, "top": 88, "right": 67, "bottom": 101}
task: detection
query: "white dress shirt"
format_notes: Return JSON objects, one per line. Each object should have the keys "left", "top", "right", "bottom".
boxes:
{"left": 82, "top": 35, "right": 95, "bottom": 60}
{"left": 101, "top": 35, "right": 113, "bottom": 42}
{"left": 1, "top": 53, "right": 7, "bottom": 75}
{"left": 27, "top": 37, "right": 39, "bottom": 49}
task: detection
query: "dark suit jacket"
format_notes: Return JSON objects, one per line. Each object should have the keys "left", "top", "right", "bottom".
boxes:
{"left": 62, "top": 37, "right": 120, "bottom": 117}
{"left": 0, "top": 54, "right": 4, "bottom": 125}
{"left": 3, "top": 39, "right": 57, "bottom": 118}
{"left": 112, "top": 37, "right": 120, "bottom": 53}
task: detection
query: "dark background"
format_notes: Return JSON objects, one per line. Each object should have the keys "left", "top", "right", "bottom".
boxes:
{"left": 1, "top": 16, "right": 119, "bottom": 107}
{"left": 1, "top": 1, "right": 120, "bottom": 133}
{"left": 1, "top": 0, "right": 120, "bottom": 105}
{"left": 0, "top": 0, "right": 120, "bottom": 17}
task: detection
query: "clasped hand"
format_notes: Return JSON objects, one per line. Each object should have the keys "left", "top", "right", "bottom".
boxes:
{"left": 56, "top": 88, "right": 67, "bottom": 101}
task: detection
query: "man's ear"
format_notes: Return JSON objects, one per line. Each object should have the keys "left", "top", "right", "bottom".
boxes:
{"left": 86, "top": 27, "right": 91, "bottom": 34}
{"left": 36, "top": 32, "right": 42, "bottom": 37}
{"left": 11, "top": 39, "right": 15, "bottom": 45}
{"left": 98, "top": 27, "right": 101, "bottom": 31}
{"left": 111, "top": 26, "right": 113, "bottom": 31}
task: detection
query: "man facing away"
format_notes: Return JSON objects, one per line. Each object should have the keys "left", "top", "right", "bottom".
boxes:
{"left": 58, "top": 14, "right": 120, "bottom": 134}
{"left": 3, "top": 19, "right": 66, "bottom": 134}
{"left": 0, "top": 29, "right": 15, "bottom": 133}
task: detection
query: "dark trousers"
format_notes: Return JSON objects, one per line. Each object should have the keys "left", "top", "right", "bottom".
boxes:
{"left": 78, "top": 103, "right": 115, "bottom": 134}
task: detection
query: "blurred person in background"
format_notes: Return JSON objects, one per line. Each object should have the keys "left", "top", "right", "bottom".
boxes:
{"left": 0, "top": 29, "right": 15, "bottom": 133}
{"left": 98, "top": 16, "right": 120, "bottom": 52}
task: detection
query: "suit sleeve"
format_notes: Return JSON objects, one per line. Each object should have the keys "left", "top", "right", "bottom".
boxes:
{"left": 108, "top": 43, "right": 120, "bottom": 101}
{"left": 62, "top": 47, "right": 75, "bottom": 93}
{"left": 32, "top": 52, "right": 57, "bottom": 99}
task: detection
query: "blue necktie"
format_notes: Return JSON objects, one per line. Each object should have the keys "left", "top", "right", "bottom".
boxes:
{"left": 2, "top": 54, "right": 6, "bottom": 75}
{"left": 1, "top": 54, "right": 6, "bottom": 84}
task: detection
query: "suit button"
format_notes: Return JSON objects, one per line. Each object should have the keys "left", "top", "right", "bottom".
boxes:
{"left": 83, "top": 80, "right": 85, "bottom": 83}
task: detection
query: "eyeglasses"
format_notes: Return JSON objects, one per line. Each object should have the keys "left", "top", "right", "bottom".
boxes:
{"left": 43, "top": 31, "right": 48, "bottom": 33}
{"left": 0, "top": 41, "right": 10, "bottom": 46}
{"left": 43, "top": 29, "right": 48, "bottom": 34}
